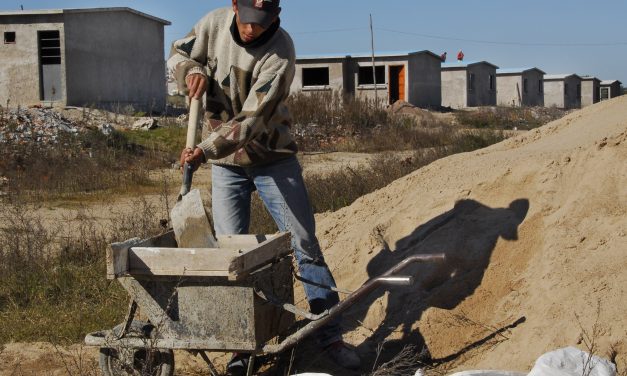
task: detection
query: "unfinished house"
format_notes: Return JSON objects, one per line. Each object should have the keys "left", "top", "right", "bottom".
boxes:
{"left": 441, "top": 61, "right": 499, "bottom": 109}
{"left": 580, "top": 76, "right": 601, "bottom": 107}
{"left": 496, "top": 68, "right": 545, "bottom": 107}
{"left": 599, "top": 80, "right": 622, "bottom": 101}
{"left": 543, "top": 74, "right": 582, "bottom": 109}
{"left": 291, "top": 50, "right": 442, "bottom": 108}
{"left": 0, "top": 8, "right": 170, "bottom": 111}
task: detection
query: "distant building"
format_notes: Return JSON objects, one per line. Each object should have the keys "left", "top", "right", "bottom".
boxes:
{"left": 0, "top": 8, "right": 170, "bottom": 111}
{"left": 441, "top": 61, "right": 499, "bottom": 109}
{"left": 291, "top": 50, "right": 442, "bottom": 108}
{"left": 599, "top": 80, "right": 622, "bottom": 101}
{"left": 580, "top": 76, "right": 601, "bottom": 107}
{"left": 496, "top": 68, "right": 545, "bottom": 107}
{"left": 543, "top": 74, "right": 582, "bottom": 109}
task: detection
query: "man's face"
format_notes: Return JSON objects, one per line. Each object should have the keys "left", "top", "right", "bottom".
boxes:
{"left": 232, "top": 1, "right": 275, "bottom": 43}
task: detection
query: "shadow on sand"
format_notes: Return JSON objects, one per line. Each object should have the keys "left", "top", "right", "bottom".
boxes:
{"left": 342, "top": 198, "right": 530, "bottom": 368}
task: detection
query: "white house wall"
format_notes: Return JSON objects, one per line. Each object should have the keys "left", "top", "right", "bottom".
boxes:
{"left": 581, "top": 79, "right": 600, "bottom": 107}
{"left": 441, "top": 68, "right": 468, "bottom": 109}
{"left": 544, "top": 80, "right": 565, "bottom": 108}
{"left": 497, "top": 75, "right": 523, "bottom": 107}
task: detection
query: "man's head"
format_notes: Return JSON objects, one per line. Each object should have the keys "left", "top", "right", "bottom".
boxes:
{"left": 232, "top": 0, "right": 281, "bottom": 43}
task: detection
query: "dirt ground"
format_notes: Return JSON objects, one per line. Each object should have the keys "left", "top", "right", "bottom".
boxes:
{"left": 1, "top": 96, "right": 626, "bottom": 375}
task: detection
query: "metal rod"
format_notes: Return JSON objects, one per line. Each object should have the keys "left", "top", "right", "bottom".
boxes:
{"left": 263, "top": 253, "right": 445, "bottom": 354}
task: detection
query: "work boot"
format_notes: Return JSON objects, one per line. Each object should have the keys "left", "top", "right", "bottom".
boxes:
{"left": 226, "top": 353, "right": 249, "bottom": 376}
{"left": 325, "top": 340, "right": 361, "bottom": 370}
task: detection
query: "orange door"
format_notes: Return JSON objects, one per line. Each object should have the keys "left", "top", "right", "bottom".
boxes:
{"left": 397, "top": 65, "right": 405, "bottom": 102}
{"left": 388, "top": 65, "right": 406, "bottom": 104}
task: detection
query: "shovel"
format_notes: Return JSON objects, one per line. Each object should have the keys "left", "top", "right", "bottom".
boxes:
{"left": 170, "top": 98, "right": 218, "bottom": 248}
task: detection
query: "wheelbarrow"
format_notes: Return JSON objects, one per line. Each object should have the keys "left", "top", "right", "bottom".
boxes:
{"left": 85, "top": 230, "right": 445, "bottom": 375}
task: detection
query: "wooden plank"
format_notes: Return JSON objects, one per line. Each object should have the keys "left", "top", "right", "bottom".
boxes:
{"left": 228, "top": 232, "right": 292, "bottom": 280}
{"left": 217, "top": 234, "right": 270, "bottom": 249}
{"left": 106, "top": 232, "right": 177, "bottom": 279}
{"left": 128, "top": 247, "right": 242, "bottom": 276}
{"left": 106, "top": 238, "right": 140, "bottom": 280}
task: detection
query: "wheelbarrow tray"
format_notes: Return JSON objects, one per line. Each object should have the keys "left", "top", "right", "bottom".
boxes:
{"left": 87, "top": 231, "right": 295, "bottom": 352}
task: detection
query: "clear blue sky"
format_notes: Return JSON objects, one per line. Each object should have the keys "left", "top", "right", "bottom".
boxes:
{"left": 6, "top": 0, "right": 627, "bottom": 83}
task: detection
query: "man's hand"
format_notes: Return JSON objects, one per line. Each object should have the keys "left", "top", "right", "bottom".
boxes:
{"left": 186, "top": 74, "right": 208, "bottom": 99}
{"left": 180, "top": 147, "right": 206, "bottom": 172}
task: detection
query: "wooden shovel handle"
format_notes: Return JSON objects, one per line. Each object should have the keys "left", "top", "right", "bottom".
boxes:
{"left": 180, "top": 98, "right": 202, "bottom": 198}
{"left": 186, "top": 98, "right": 201, "bottom": 149}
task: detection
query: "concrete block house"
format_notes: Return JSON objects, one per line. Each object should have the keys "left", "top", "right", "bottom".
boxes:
{"left": 543, "top": 74, "right": 582, "bottom": 109}
{"left": 0, "top": 8, "right": 170, "bottom": 111}
{"left": 599, "top": 80, "right": 622, "bottom": 101}
{"left": 441, "top": 61, "right": 499, "bottom": 109}
{"left": 496, "top": 68, "right": 545, "bottom": 107}
{"left": 580, "top": 76, "right": 601, "bottom": 107}
{"left": 291, "top": 50, "right": 442, "bottom": 108}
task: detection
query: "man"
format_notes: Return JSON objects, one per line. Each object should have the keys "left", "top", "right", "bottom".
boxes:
{"left": 168, "top": 0, "right": 361, "bottom": 373}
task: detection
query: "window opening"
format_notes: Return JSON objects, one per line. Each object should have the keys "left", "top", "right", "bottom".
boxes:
{"left": 4, "top": 31, "right": 16, "bottom": 44}
{"left": 38, "top": 30, "right": 61, "bottom": 65}
{"left": 469, "top": 73, "right": 476, "bottom": 91}
{"left": 302, "top": 67, "right": 329, "bottom": 87}
{"left": 358, "top": 66, "right": 385, "bottom": 85}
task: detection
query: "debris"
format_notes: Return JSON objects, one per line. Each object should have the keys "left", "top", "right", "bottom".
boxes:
{"left": 528, "top": 347, "right": 617, "bottom": 376}
{"left": 0, "top": 107, "right": 80, "bottom": 145}
{"left": 132, "top": 117, "right": 158, "bottom": 131}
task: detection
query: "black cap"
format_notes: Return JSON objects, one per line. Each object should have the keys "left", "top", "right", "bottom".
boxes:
{"left": 237, "top": 0, "right": 281, "bottom": 29}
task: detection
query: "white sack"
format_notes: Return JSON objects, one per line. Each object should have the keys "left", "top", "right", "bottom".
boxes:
{"left": 528, "top": 347, "right": 616, "bottom": 376}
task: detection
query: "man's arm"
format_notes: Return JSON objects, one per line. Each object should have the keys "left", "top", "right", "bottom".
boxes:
{"left": 167, "top": 18, "right": 210, "bottom": 98}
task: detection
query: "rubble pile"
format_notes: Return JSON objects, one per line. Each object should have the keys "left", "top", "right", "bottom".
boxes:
{"left": 0, "top": 107, "right": 81, "bottom": 145}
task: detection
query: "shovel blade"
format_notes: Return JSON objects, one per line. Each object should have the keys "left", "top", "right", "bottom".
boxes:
{"left": 170, "top": 189, "right": 218, "bottom": 248}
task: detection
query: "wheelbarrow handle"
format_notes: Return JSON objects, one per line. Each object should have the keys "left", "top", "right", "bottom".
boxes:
{"left": 263, "top": 253, "right": 446, "bottom": 354}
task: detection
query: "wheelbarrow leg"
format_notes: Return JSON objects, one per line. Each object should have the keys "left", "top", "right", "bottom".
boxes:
{"left": 246, "top": 354, "right": 255, "bottom": 376}
{"left": 197, "top": 351, "right": 219, "bottom": 376}
{"left": 115, "top": 299, "right": 138, "bottom": 339}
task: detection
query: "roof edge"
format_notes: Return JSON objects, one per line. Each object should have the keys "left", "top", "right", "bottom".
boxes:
{"left": 0, "top": 7, "right": 171, "bottom": 25}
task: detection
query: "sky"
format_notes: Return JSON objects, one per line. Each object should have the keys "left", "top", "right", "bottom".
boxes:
{"left": 5, "top": 0, "right": 627, "bottom": 83}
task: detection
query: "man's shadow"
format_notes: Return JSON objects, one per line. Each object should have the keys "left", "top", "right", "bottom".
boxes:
{"left": 344, "top": 198, "right": 530, "bottom": 365}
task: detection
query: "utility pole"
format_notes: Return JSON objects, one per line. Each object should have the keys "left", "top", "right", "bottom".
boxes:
{"left": 370, "top": 14, "right": 378, "bottom": 107}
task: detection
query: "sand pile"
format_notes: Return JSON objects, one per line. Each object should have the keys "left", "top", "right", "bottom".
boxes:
{"left": 315, "top": 95, "right": 626, "bottom": 373}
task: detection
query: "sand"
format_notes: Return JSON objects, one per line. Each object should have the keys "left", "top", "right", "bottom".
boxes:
{"left": 313, "top": 95, "right": 626, "bottom": 373}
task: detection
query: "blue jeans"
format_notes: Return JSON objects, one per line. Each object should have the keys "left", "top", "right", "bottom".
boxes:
{"left": 211, "top": 156, "right": 342, "bottom": 346}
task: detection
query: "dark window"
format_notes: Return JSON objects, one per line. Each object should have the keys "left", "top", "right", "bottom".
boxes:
{"left": 538, "top": 80, "right": 543, "bottom": 93}
{"left": 469, "top": 73, "right": 476, "bottom": 91}
{"left": 576, "top": 84, "right": 581, "bottom": 97}
{"left": 358, "top": 66, "right": 385, "bottom": 85}
{"left": 302, "top": 67, "right": 329, "bottom": 87}
{"left": 523, "top": 78, "right": 528, "bottom": 93}
{"left": 565, "top": 83, "right": 569, "bottom": 96}
{"left": 4, "top": 31, "right": 16, "bottom": 44}
{"left": 489, "top": 74, "right": 495, "bottom": 90}
{"left": 38, "top": 30, "right": 61, "bottom": 65}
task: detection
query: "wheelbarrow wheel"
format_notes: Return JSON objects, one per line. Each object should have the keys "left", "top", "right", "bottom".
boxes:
{"left": 98, "top": 320, "right": 174, "bottom": 376}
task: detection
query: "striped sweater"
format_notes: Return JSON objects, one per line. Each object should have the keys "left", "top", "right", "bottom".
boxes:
{"left": 167, "top": 7, "right": 297, "bottom": 167}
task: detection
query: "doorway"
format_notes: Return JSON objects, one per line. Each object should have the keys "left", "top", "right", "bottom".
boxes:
{"left": 38, "top": 30, "right": 62, "bottom": 102}
{"left": 388, "top": 65, "right": 405, "bottom": 104}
